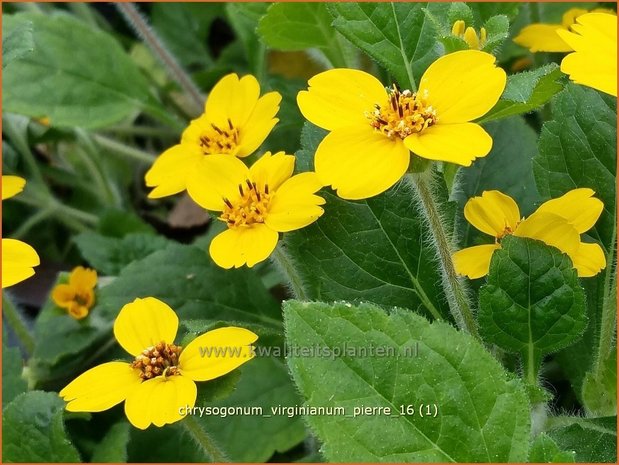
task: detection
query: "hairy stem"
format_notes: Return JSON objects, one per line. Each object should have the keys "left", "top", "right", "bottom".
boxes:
{"left": 271, "top": 245, "right": 308, "bottom": 301}
{"left": 2, "top": 294, "right": 34, "bottom": 356}
{"left": 93, "top": 134, "right": 156, "bottom": 164}
{"left": 595, "top": 237, "right": 617, "bottom": 375}
{"left": 116, "top": 2, "right": 204, "bottom": 114}
{"left": 407, "top": 171, "right": 478, "bottom": 337}
{"left": 181, "top": 415, "right": 230, "bottom": 462}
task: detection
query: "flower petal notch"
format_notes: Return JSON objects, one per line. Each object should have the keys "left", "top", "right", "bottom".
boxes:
{"left": 145, "top": 73, "right": 282, "bottom": 198}
{"left": 557, "top": 12, "right": 617, "bottom": 97}
{"left": 59, "top": 297, "right": 258, "bottom": 430}
{"left": 187, "top": 151, "right": 325, "bottom": 269}
{"left": 2, "top": 175, "right": 40, "bottom": 288}
{"left": 297, "top": 51, "right": 507, "bottom": 200}
{"left": 453, "top": 189, "right": 606, "bottom": 279}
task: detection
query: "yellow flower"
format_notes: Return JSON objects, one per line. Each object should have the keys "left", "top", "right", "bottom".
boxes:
{"left": 453, "top": 189, "right": 606, "bottom": 279}
{"left": 51, "top": 266, "right": 98, "bottom": 319}
{"left": 557, "top": 13, "right": 617, "bottom": 97}
{"left": 145, "top": 73, "right": 282, "bottom": 198}
{"left": 296, "top": 50, "right": 506, "bottom": 200}
{"left": 187, "top": 151, "right": 325, "bottom": 268}
{"left": 452, "top": 20, "right": 487, "bottom": 50}
{"left": 513, "top": 7, "right": 614, "bottom": 53}
{"left": 2, "top": 175, "right": 40, "bottom": 288}
{"left": 60, "top": 297, "right": 258, "bottom": 429}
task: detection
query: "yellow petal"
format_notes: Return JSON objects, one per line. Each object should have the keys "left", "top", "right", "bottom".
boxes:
{"left": 68, "top": 303, "right": 90, "bottom": 320}
{"left": 557, "top": 13, "right": 617, "bottom": 97}
{"left": 145, "top": 144, "right": 203, "bottom": 198}
{"left": 514, "top": 212, "right": 580, "bottom": 258}
{"left": 297, "top": 69, "right": 387, "bottom": 131}
{"left": 248, "top": 151, "right": 295, "bottom": 192}
{"left": 60, "top": 362, "right": 141, "bottom": 412}
{"left": 404, "top": 123, "right": 492, "bottom": 166}
{"left": 418, "top": 50, "right": 506, "bottom": 123}
{"left": 265, "top": 172, "right": 325, "bottom": 232}
{"left": 179, "top": 326, "right": 258, "bottom": 382}
{"left": 463, "top": 191, "right": 521, "bottom": 238}
{"left": 114, "top": 297, "right": 179, "bottom": 357}
{"left": 124, "top": 375, "right": 197, "bottom": 430}
{"left": 1, "top": 238, "right": 40, "bottom": 288}
{"left": 535, "top": 188, "right": 603, "bottom": 234}
{"left": 237, "top": 92, "right": 282, "bottom": 157}
{"left": 204, "top": 73, "right": 260, "bottom": 128}
{"left": 51, "top": 284, "right": 75, "bottom": 308}
{"left": 2, "top": 175, "right": 26, "bottom": 200}
{"left": 209, "top": 224, "right": 279, "bottom": 269}
{"left": 186, "top": 154, "right": 249, "bottom": 211}
{"left": 572, "top": 242, "right": 606, "bottom": 277}
{"left": 513, "top": 24, "right": 572, "bottom": 52}
{"left": 561, "top": 8, "right": 590, "bottom": 28}
{"left": 315, "top": 125, "right": 410, "bottom": 200}
{"left": 452, "top": 244, "right": 500, "bottom": 279}
{"left": 69, "top": 266, "right": 97, "bottom": 290}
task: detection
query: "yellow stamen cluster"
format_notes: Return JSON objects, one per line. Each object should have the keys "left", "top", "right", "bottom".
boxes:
{"left": 199, "top": 119, "right": 239, "bottom": 155}
{"left": 452, "top": 20, "right": 487, "bottom": 50}
{"left": 367, "top": 85, "right": 437, "bottom": 139}
{"left": 220, "top": 180, "right": 271, "bottom": 228}
{"left": 132, "top": 341, "right": 182, "bottom": 379}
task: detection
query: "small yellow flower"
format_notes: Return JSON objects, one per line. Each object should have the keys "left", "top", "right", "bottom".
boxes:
{"left": 452, "top": 20, "right": 487, "bottom": 49}
{"left": 557, "top": 13, "right": 617, "bottom": 97}
{"left": 145, "top": 73, "right": 282, "bottom": 198}
{"left": 51, "top": 266, "right": 98, "bottom": 319}
{"left": 187, "top": 151, "right": 325, "bottom": 268}
{"left": 513, "top": 7, "right": 614, "bottom": 53}
{"left": 297, "top": 50, "right": 506, "bottom": 200}
{"left": 453, "top": 189, "right": 606, "bottom": 279}
{"left": 2, "top": 175, "right": 40, "bottom": 288}
{"left": 60, "top": 297, "right": 258, "bottom": 430}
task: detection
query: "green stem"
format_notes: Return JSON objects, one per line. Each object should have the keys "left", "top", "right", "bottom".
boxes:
{"left": 523, "top": 345, "right": 541, "bottom": 386}
{"left": 3, "top": 116, "right": 48, "bottom": 190}
{"left": 181, "top": 415, "right": 229, "bottom": 462}
{"left": 2, "top": 294, "right": 34, "bottom": 356}
{"left": 102, "top": 125, "right": 178, "bottom": 138}
{"left": 12, "top": 208, "right": 53, "bottom": 239}
{"left": 93, "top": 134, "right": 156, "bottom": 164}
{"left": 407, "top": 171, "right": 478, "bottom": 337}
{"left": 116, "top": 2, "right": 204, "bottom": 114}
{"left": 270, "top": 245, "right": 308, "bottom": 301}
{"left": 595, "top": 238, "right": 617, "bottom": 375}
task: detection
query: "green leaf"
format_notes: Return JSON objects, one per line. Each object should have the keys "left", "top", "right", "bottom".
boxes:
{"left": 529, "top": 433, "right": 576, "bottom": 463}
{"left": 548, "top": 417, "right": 617, "bottom": 463}
{"left": 2, "top": 340, "right": 27, "bottom": 406}
{"left": 2, "top": 13, "right": 163, "bottom": 129}
{"left": 128, "top": 423, "right": 210, "bottom": 462}
{"left": 468, "top": 3, "right": 521, "bottom": 22}
{"left": 454, "top": 116, "right": 541, "bottom": 247}
{"left": 479, "top": 64, "right": 565, "bottom": 123}
{"left": 97, "top": 244, "right": 282, "bottom": 327}
{"left": 2, "top": 391, "right": 81, "bottom": 462}
{"left": 534, "top": 84, "right": 617, "bottom": 252}
{"left": 151, "top": 3, "right": 223, "bottom": 69}
{"left": 284, "top": 126, "right": 448, "bottom": 321}
{"left": 479, "top": 236, "right": 587, "bottom": 361}
{"left": 258, "top": 3, "right": 352, "bottom": 68}
{"left": 328, "top": 2, "right": 449, "bottom": 88}
{"left": 284, "top": 300, "right": 531, "bottom": 462}
{"left": 90, "top": 422, "right": 131, "bottom": 462}
{"left": 2, "top": 16, "right": 34, "bottom": 68}
{"left": 74, "top": 232, "right": 171, "bottom": 276}
{"left": 225, "top": 3, "right": 269, "bottom": 74}
{"left": 582, "top": 349, "right": 617, "bottom": 417}
{"left": 198, "top": 358, "right": 307, "bottom": 462}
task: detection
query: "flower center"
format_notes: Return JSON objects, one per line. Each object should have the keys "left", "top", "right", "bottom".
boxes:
{"left": 199, "top": 119, "right": 239, "bottom": 155}
{"left": 219, "top": 180, "right": 271, "bottom": 228}
{"left": 132, "top": 341, "right": 182, "bottom": 379}
{"left": 367, "top": 85, "right": 437, "bottom": 139}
